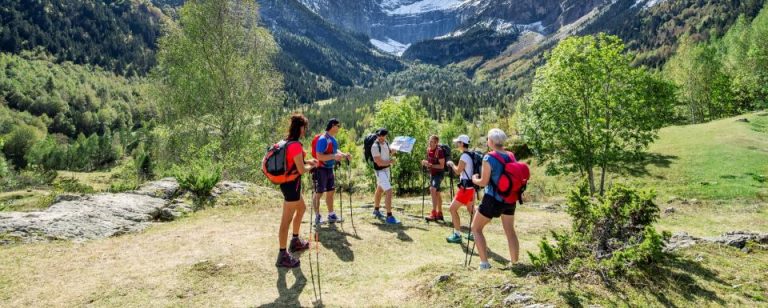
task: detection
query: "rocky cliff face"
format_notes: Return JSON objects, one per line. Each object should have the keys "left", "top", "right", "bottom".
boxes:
{"left": 297, "top": 0, "right": 610, "bottom": 50}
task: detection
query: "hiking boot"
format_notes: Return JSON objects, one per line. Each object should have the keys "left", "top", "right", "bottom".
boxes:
{"left": 479, "top": 262, "right": 491, "bottom": 270}
{"left": 385, "top": 215, "right": 400, "bottom": 224}
{"left": 328, "top": 212, "right": 340, "bottom": 223}
{"left": 373, "top": 210, "right": 385, "bottom": 219}
{"left": 465, "top": 233, "right": 474, "bottom": 241}
{"left": 436, "top": 212, "right": 445, "bottom": 221}
{"left": 276, "top": 251, "right": 300, "bottom": 268}
{"left": 426, "top": 210, "right": 439, "bottom": 221}
{"left": 289, "top": 237, "right": 310, "bottom": 253}
{"left": 446, "top": 232, "right": 462, "bottom": 244}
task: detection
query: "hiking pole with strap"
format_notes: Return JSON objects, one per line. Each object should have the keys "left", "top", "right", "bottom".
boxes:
{"left": 466, "top": 189, "right": 481, "bottom": 267}
{"left": 421, "top": 166, "right": 427, "bottom": 221}
{"left": 313, "top": 173, "right": 323, "bottom": 304}
{"left": 307, "top": 174, "right": 319, "bottom": 301}
{"left": 347, "top": 159, "right": 357, "bottom": 236}
{"left": 337, "top": 163, "right": 343, "bottom": 224}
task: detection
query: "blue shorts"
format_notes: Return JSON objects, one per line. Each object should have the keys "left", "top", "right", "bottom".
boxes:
{"left": 312, "top": 168, "right": 335, "bottom": 193}
{"left": 430, "top": 174, "right": 444, "bottom": 192}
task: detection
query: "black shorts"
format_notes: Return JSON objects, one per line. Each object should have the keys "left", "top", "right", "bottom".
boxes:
{"left": 312, "top": 168, "right": 335, "bottom": 193}
{"left": 280, "top": 178, "right": 302, "bottom": 202}
{"left": 478, "top": 194, "right": 516, "bottom": 218}
{"left": 430, "top": 173, "right": 444, "bottom": 192}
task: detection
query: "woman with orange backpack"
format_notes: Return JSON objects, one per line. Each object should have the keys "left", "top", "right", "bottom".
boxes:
{"left": 470, "top": 128, "right": 529, "bottom": 270}
{"left": 274, "top": 114, "right": 317, "bottom": 268}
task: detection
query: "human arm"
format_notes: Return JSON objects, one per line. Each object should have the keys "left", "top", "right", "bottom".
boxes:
{"left": 472, "top": 160, "right": 491, "bottom": 187}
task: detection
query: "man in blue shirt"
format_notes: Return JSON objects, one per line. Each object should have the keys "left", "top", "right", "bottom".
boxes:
{"left": 313, "top": 118, "right": 351, "bottom": 224}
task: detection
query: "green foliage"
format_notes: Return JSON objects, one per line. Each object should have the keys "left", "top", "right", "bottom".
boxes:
{"left": 0, "top": 165, "right": 57, "bottom": 191}
{"left": 53, "top": 177, "right": 95, "bottom": 194}
{"left": 25, "top": 131, "right": 122, "bottom": 172}
{"left": 0, "top": 0, "right": 164, "bottom": 76}
{"left": 439, "top": 113, "right": 468, "bottom": 146}
{"left": 403, "top": 28, "right": 520, "bottom": 66}
{"left": 528, "top": 181, "right": 669, "bottom": 278}
{"left": 522, "top": 34, "right": 676, "bottom": 195}
{"left": 173, "top": 144, "right": 222, "bottom": 209}
{"left": 154, "top": 0, "right": 282, "bottom": 181}
{"left": 2, "top": 124, "right": 43, "bottom": 169}
{"left": 371, "top": 97, "right": 431, "bottom": 193}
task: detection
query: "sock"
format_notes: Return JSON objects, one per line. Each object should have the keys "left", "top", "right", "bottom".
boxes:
{"left": 387, "top": 212, "right": 392, "bottom": 217}
{"left": 292, "top": 234, "right": 299, "bottom": 238}
{"left": 329, "top": 211, "right": 336, "bottom": 216}
{"left": 454, "top": 230, "right": 461, "bottom": 235}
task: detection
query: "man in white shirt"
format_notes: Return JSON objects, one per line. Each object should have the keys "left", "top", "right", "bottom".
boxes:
{"left": 371, "top": 128, "right": 400, "bottom": 224}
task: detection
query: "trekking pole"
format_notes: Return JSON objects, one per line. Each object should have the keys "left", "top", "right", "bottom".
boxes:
{"left": 466, "top": 189, "right": 480, "bottom": 267}
{"left": 337, "top": 163, "right": 343, "bottom": 224}
{"left": 421, "top": 166, "right": 426, "bottom": 221}
{"left": 347, "top": 159, "right": 357, "bottom": 236}
{"left": 307, "top": 174, "right": 319, "bottom": 301}
{"left": 312, "top": 174, "right": 323, "bottom": 303}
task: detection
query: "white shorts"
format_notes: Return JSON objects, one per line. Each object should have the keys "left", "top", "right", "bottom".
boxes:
{"left": 375, "top": 168, "right": 391, "bottom": 191}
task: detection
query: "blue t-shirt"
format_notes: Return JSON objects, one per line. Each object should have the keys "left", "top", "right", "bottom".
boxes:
{"left": 315, "top": 134, "right": 339, "bottom": 169}
{"left": 483, "top": 152, "right": 513, "bottom": 202}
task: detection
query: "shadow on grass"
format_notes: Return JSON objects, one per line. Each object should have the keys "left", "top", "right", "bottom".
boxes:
{"left": 258, "top": 267, "right": 307, "bottom": 308}
{"left": 371, "top": 220, "right": 428, "bottom": 242}
{"left": 559, "top": 255, "right": 727, "bottom": 307}
{"left": 318, "top": 224, "right": 357, "bottom": 262}
{"left": 459, "top": 242, "right": 510, "bottom": 266}
{"left": 613, "top": 153, "right": 678, "bottom": 178}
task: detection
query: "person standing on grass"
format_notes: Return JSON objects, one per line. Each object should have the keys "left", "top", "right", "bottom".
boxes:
{"left": 445, "top": 135, "right": 475, "bottom": 244}
{"left": 276, "top": 114, "right": 317, "bottom": 268}
{"left": 371, "top": 128, "right": 400, "bottom": 224}
{"left": 471, "top": 128, "right": 519, "bottom": 270}
{"left": 421, "top": 135, "right": 446, "bottom": 221}
{"left": 312, "top": 118, "right": 351, "bottom": 225}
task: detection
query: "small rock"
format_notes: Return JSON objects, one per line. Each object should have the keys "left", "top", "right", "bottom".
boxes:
{"left": 524, "top": 304, "right": 555, "bottom": 308}
{"left": 432, "top": 273, "right": 452, "bottom": 287}
{"left": 664, "top": 207, "right": 676, "bottom": 214}
{"left": 500, "top": 282, "right": 517, "bottom": 294}
{"left": 484, "top": 300, "right": 493, "bottom": 308}
{"left": 503, "top": 292, "right": 533, "bottom": 305}
{"left": 741, "top": 247, "right": 751, "bottom": 253}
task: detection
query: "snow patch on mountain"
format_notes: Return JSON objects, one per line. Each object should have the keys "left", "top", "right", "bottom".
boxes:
{"left": 370, "top": 37, "right": 411, "bottom": 56}
{"left": 383, "top": 0, "right": 472, "bottom": 15}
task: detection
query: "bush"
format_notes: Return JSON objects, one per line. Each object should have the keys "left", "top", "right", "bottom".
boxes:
{"left": 53, "top": 177, "right": 95, "bottom": 194}
{"left": 173, "top": 145, "right": 222, "bottom": 210}
{"left": 528, "top": 181, "right": 670, "bottom": 278}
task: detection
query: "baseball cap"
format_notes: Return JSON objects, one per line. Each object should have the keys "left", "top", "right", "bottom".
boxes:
{"left": 452, "top": 135, "right": 470, "bottom": 145}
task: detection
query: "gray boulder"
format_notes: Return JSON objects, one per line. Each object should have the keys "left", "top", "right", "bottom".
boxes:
{"left": 133, "top": 177, "right": 180, "bottom": 199}
{"left": 503, "top": 292, "right": 533, "bottom": 305}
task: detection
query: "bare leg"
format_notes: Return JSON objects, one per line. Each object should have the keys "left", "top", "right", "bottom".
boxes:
{"left": 312, "top": 192, "right": 322, "bottom": 216}
{"left": 385, "top": 189, "right": 393, "bottom": 213}
{"left": 325, "top": 190, "right": 335, "bottom": 212}
{"left": 292, "top": 199, "right": 306, "bottom": 236}
{"left": 471, "top": 212, "right": 492, "bottom": 264}
{"left": 449, "top": 200, "right": 462, "bottom": 232}
{"left": 374, "top": 186, "right": 383, "bottom": 209}
{"left": 430, "top": 187, "right": 440, "bottom": 212}
{"left": 280, "top": 201, "right": 299, "bottom": 249}
{"left": 500, "top": 214, "right": 519, "bottom": 263}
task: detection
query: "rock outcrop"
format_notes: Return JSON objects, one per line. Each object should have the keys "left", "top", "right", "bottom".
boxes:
{"left": 0, "top": 178, "right": 255, "bottom": 244}
{"left": 666, "top": 231, "right": 768, "bottom": 251}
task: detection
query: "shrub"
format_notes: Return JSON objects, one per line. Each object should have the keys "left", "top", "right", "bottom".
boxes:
{"left": 173, "top": 144, "right": 222, "bottom": 210}
{"left": 53, "top": 177, "right": 95, "bottom": 194}
{"left": 528, "top": 181, "right": 670, "bottom": 278}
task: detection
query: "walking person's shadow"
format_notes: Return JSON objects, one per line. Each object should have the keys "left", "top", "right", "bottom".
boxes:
{"left": 320, "top": 223, "right": 356, "bottom": 262}
{"left": 258, "top": 267, "right": 308, "bottom": 307}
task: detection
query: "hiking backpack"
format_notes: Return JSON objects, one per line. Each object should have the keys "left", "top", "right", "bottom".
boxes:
{"left": 438, "top": 144, "right": 452, "bottom": 174}
{"left": 487, "top": 151, "right": 530, "bottom": 205}
{"left": 311, "top": 133, "right": 334, "bottom": 168}
{"left": 262, "top": 140, "right": 300, "bottom": 184}
{"left": 363, "top": 133, "right": 386, "bottom": 170}
{"left": 461, "top": 150, "right": 484, "bottom": 178}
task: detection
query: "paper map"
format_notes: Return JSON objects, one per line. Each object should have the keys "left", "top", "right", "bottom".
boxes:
{"left": 390, "top": 136, "right": 416, "bottom": 153}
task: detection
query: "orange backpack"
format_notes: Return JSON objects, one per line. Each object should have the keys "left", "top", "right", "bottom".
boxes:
{"left": 262, "top": 140, "right": 300, "bottom": 184}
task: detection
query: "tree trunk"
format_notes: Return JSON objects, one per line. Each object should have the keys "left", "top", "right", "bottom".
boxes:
{"left": 599, "top": 163, "right": 607, "bottom": 196}
{"left": 587, "top": 167, "right": 596, "bottom": 196}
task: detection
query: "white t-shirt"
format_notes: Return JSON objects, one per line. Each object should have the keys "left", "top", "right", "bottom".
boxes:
{"left": 459, "top": 152, "right": 474, "bottom": 180}
{"left": 371, "top": 141, "right": 390, "bottom": 164}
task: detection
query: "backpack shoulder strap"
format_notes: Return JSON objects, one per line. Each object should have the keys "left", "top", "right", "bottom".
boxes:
{"left": 487, "top": 151, "right": 509, "bottom": 164}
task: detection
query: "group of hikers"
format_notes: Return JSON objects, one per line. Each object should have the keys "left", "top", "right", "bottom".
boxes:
{"left": 263, "top": 113, "right": 528, "bottom": 271}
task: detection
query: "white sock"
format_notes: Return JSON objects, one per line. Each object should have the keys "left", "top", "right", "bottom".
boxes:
{"left": 329, "top": 211, "right": 336, "bottom": 216}
{"left": 454, "top": 230, "right": 461, "bottom": 236}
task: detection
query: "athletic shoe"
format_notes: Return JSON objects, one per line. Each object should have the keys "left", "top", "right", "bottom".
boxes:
{"left": 276, "top": 251, "right": 300, "bottom": 268}
{"left": 289, "top": 237, "right": 310, "bottom": 253}
{"left": 446, "top": 232, "right": 462, "bottom": 244}
{"left": 479, "top": 262, "right": 491, "bottom": 270}
{"left": 328, "top": 213, "right": 339, "bottom": 223}
{"left": 436, "top": 213, "right": 445, "bottom": 221}
{"left": 465, "top": 233, "right": 475, "bottom": 241}
{"left": 314, "top": 214, "right": 323, "bottom": 225}
{"left": 385, "top": 216, "right": 400, "bottom": 224}
{"left": 426, "top": 210, "right": 439, "bottom": 221}
{"left": 373, "top": 210, "right": 385, "bottom": 219}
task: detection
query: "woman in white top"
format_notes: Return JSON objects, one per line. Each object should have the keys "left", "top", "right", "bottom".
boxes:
{"left": 445, "top": 135, "right": 476, "bottom": 244}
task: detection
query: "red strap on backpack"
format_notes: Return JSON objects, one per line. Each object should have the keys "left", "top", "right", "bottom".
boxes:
{"left": 487, "top": 151, "right": 529, "bottom": 205}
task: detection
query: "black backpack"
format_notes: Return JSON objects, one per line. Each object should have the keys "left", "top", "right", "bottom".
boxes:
{"left": 438, "top": 144, "right": 452, "bottom": 174}
{"left": 363, "top": 133, "right": 386, "bottom": 170}
{"left": 460, "top": 150, "right": 484, "bottom": 188}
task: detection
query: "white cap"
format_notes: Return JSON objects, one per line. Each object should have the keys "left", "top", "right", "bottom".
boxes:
{"left": 452, "top": 135, "right": 470, "bottom": 145}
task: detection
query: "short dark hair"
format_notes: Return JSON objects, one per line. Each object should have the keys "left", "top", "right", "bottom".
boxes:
{"left": 326, "top": 118, "right": 340, "bottom": 131}
{"left": 287, "top": 113, "right": 308, "bottom": 140}
{"left": 376, "top": 128, "right": 388, "bottom": 136}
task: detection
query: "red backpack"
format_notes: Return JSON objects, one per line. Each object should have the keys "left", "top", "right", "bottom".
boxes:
{"left": 262, "top": 140, "right": 300, "bottom": 184}
{"left": 311, "top": 133, "right": 334, "bottom": 167}
{"left": 488, "top": 151, "right": 530, "bottom": 205}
